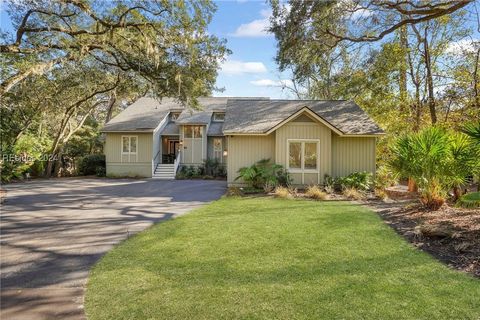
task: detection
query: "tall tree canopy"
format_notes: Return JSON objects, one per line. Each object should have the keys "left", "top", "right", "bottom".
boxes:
{"left": 0, "top": 0, "right": 228, "bottom": 179}
{"left": 270, "top": 0, "right": 479, "bottom": 134}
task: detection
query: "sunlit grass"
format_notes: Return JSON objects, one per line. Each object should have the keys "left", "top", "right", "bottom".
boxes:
{"left": 86, "top": 197, "right": 480, "bottom": 320}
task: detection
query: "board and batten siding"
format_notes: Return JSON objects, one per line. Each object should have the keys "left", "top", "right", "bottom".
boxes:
{"left": 180, "top": 125, "right": 207, "bottom": 165}
{"left": 275, "top": 121, "right": 331, "bottom": 185}
{"left": 207, "top": 136, "right": 227, "bottom": 164}
{"left": 227, "top": 134, "right": 275, "bottom": 185}
{"left": 104, "top": 132, "right": 153, "bottom": 177}
{"left": 331, "top": 135, "right": 376, "bottom": 177}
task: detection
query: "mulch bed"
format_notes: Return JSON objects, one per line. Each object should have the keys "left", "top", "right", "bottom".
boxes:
{"left": 366, "top": 198, "right": 480, "bottom": 278}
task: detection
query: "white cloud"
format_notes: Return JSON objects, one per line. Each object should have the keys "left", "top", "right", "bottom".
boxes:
{"left": 231, "top": 19, "right": 271, "bottom": 37}
{"left": 231, "top": 9, "right": 272, "bottom": 37}
{"left": 220, "top": 60, "right": 268, "bottom": 75}
{"left": 250, "top": 79, "right": 293, "bottom": 87}
{"left": 446, "top": 39, "right": 479, "bottom": 55}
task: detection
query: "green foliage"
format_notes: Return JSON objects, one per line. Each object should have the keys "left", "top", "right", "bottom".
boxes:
{"left": 235, "top": 159, "right": 291, "bottom": 189}
{"left": 375, "top": 165, "right": 399, "bottom": 190}
{"left": 389, "top": 126, "right": 477, "bottom": 208}
{"left": 461, "top": 121, "right": 480, "bottom": 144}
{"left": 337, "top": 172, "right": 373, "bottom": 191}
{"left": 177, "top": 165, "right": 205, "bottom": 179}
{"left": 79, "top": 155, "right": 106, "bottom": 176}
{"left": 95, "top": 167, "right": 106, "bottom": 177}
{"left": 0, "top": 160, "right": 30, "bottom": 183}
{"left": 456, "top": 192, "right": 480, "bottom": 208}
{"left": 324, "top": 172, "right": 373, "bottom": 191}
{"left": 203, "top": 158, "right": 223, "bottom": 177}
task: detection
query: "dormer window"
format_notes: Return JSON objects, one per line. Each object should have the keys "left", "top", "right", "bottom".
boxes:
{"left": 171, "top": 112, "right": 181, "bottom": 121}
{"left": 213, "top": 112, "right": 225, "bottom": 122}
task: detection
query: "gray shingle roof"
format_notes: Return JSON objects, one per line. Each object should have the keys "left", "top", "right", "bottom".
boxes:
{"left": 223, "top": 99, "right": 383, "bottom": 135}
{"left": 207, "top": 122, "right": 224, "bottom": 136}
{"left": 102, "top": 97, "right": 168, "bottom": 132}
{"left": 160, "top": 122, "right": 180, "bottom": 135}
{"left": 103, "top": 96, "right": 383, "bottom": 136}
{"left": 175, "top": 97, "right": 228, "bottom": 124}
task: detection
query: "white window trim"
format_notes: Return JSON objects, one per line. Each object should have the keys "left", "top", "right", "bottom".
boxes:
{"left": 184, "top": 125, "right": 203, "bottom": 139}
{"left": 121, "top": 135, "right": 138, "bottom": 163}
{"left": 286, "top": 139, "right": 319, "bottom": 174}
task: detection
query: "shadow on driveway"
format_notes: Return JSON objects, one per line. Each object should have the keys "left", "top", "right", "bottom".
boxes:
{"left": 0, "top": 178, "right": 226, "bottom": 319}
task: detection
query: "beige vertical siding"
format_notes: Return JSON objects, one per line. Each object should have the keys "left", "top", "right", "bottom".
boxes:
{"left": 331, "top": 135, "right": 376, "bottom": 177}
{"left": 104, "top": 132, "right": 153, "bottom": 177}
{"left": 227, "top": 134, "right": 275, "bottom": 185}
{"left": 275, "top": 121, "right": 331, "bottom": 185}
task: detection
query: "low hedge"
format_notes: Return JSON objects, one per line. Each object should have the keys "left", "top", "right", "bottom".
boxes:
{"left": 79, "top": 154, "right": 105, "bottom": 176}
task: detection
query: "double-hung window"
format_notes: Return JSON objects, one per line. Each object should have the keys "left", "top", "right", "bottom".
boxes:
{"left": 122, "top": 136, "right": 137, "bottom": 162}
{"left": 287, "top": 140, "right": 318, "bottom": 171}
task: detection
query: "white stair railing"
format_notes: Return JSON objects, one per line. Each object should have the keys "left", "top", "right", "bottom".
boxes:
{"left": 173, "top": 151, "right": 181, "bottom": 177}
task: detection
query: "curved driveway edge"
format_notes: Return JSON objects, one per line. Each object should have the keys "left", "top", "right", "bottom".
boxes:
{"left": 0, "top": 178, "right": 226, "bottom": 320}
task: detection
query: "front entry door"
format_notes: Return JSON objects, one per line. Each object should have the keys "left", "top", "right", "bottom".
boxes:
{"left": 168, "top": 140, "right": 180, "bottom": 157}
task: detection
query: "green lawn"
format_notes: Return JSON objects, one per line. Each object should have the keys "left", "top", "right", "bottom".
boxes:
{"left": 85, "top": 198, "right": 480, "bottom": 320}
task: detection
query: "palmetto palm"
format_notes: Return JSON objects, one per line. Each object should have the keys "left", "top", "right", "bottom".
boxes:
{"left": 388, "top": 127, "right": 471, "bottom": 209}
{"left": 461, "top": 122, "right": 480, "bottom": 190}
{"left": 461, "top": 121, "right": 480, "bottom": 144}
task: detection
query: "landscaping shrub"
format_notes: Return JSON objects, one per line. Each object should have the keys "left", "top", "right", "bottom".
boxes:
{"left": 305, "top": 185, "right": 327, "bottom": 200}
{"left": 456, "top": 192, "right": 480, "bottom": 208}
{"left": 0, "top": 160, "right": 30, "bottom": 183}
{"left": 236, "top": 159, "right": 290, "bottom": 189}
{"left": 338, "top": 171, "right": 372, "bottom": 191}
{"left": 323, "top": 174, "right": 336, "bottom": 193}
{"left": 95, "top": 166, "right": 106, "bottom": 177}
{"left": 274, "top": 186, "right": 292, "bottom": 199}
{"left": 226, "top": 187, "right": 242, "bottom": 196}
{"left": 204, "top": 159, "right": 221, "bottom": 176}
{"left": 343, "top": 187, "right": 365, "bottom": 200}
{"left": 79, "top": 154, "right": 105, "bottom": 175}
{"left": 389, "top": 126, "right": 477, "bottom": 209}
{"left": 375, "top": 165, "right": 398, "bottom": 190}
{"left": 263, "top": 181, "right": 275, "bottom": 193}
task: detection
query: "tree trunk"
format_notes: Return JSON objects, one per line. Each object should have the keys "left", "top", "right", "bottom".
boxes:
{"left": 473, "top": 48, "right": 480, "bottom": 109}
{"left": 408, "top": 177, "right": 418, "bottom": 192}
{"left": 399, "top": 24, "right": 408, "bottom": 113}
{"left": 423, "top": 29, "right": 437, "bottom": 124}
{"left": 105, "top": 91, "right": 117, "bottom": 123}
{"left": 53, "top": 148, "right": 64, "bottom": 177}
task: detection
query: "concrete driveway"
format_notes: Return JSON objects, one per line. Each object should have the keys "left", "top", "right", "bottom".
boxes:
{"left": 0, "top": 178, "right": 226, "bottom": 320}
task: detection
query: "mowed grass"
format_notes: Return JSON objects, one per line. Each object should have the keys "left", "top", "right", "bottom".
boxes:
{"left": 85, "top": 198, "right": 480, "bottom": 320}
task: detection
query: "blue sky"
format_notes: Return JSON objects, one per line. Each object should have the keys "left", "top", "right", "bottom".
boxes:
{"left": 209, "top": 1, "right": 291, "bottom": 98}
